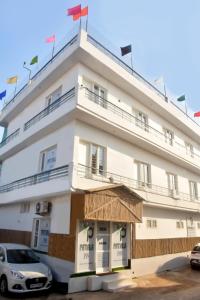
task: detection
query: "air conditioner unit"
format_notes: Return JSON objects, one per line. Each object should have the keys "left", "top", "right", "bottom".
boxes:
{"left": 35, "top": 201, "right": 51, "bottom": 215}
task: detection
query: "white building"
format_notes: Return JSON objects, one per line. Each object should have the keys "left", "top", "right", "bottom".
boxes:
{"left": 0, "top": 28, "right": 200, "bottom": 292}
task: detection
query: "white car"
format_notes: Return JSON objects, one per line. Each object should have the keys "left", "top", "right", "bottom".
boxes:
{"left": 190, "top": 243, "right": 200, "bottom": 269}
{"left": 0, "top": 243, "right": 52, "bottom": 295}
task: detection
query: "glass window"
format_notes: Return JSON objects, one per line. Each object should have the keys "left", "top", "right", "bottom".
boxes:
{"left": 137, "top": 162, "right": 151, "bottom": 187}
{"left": 189, "top": 181, "right": 198, "bottom": 200}
{"left": 39, "top": 146, "right": 57, "bottom": 172}
{"left": 136, "top": 111, "right": 148, "bottom": 131}
{"left": 93, "top": 84, "right": 106, "bottom": 107}
{"left": 20, "top": 202, "right": 30, "bottom": 214}
{"left": 46, "top": 86, "right": 62, "bottom": 106}
{"left": 176, "top": 221, "right": 184, "bottom": 229}
{"left": 32, "top": 219, "right": 50, "bottom": 253}
{"left": 164, "top": 128, "right": 174, "bottom": 145}
{"left": 185, "top": 142, "right": 194, "bottom": 157}
{"left": 90, "top": 144, "right": 105, "bottom": 176}
{"left": 146, "top": 219, "right": 157, "bottom": 228}
{"left": 167, "top": 173, "right": 178, "bottom": 195}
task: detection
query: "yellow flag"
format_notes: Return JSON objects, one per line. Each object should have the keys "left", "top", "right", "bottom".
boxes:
{"left": 7, "top": 76, "right": 18, "bottom": 84}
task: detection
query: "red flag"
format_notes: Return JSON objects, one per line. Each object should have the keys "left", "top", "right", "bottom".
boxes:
{"left": 73, "top": 6, "right": 88, "bottom": 21}
{"left": 194, "top": 111, "right": 200, "bottom": 117}
{"left": 67, "top": 4, "right": 81, "bottom": 16}
{"left": 45, "top": 35, "right": 55, "bottom": 43}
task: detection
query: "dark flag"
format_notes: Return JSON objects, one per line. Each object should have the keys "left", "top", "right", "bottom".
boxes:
{"left": 121, "top": 45, "right": 132, "bottom": 56}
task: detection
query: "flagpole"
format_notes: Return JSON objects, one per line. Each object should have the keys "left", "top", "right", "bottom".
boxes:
{"left": 86, "top": 9, "right": 89, "bottom": 32}
{"left": 14, "top": 80, "right": 18, "bottom": 98}
{"left": 23, "top": 62, "right": 32, "bottom": 83}
{"left": 163, "top": 81, "right": 167, "bottom": 101}
{"left": 185, "top": 100, "right": 188, "bottom": 116}
{"left": 51, "top": 39, "right": 55, "bottom": 60}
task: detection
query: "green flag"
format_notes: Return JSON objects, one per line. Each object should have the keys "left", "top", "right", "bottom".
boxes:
{"left": 177, "top": 95, "right": 186, "bottom": 102}
{"left": 30, "top": 55, "right": 38, "bottom": 65}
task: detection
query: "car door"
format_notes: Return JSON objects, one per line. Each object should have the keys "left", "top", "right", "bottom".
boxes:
{"left": 0, "top": 247, "right": 6, "bottom": 276}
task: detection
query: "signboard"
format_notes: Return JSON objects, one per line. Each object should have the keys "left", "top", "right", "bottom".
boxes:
{"left": 78, "top": 221, "right": 95, "bottom": 272}
{"left": 111, "top": 223, "right": 128, "bottom": 267}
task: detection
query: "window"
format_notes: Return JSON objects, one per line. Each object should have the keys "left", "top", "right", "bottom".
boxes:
{"left": 20, "top": 202, "right": 30, "bottom": 213}
{"left": 137, "top": 162, "right": 151, "bottom": 187}
{"left": 39, "top": 146, "right": 57, "bottom": 172}
{"left": 136, "top": 111, "right": 148, "bottom": 131}
{"left": 93, "top": 84, "right": 107, "bottom": 108}
{"left": 163, "top": 128, "right": 174, "bottom": 145}
{"left": 46, "top": 86, "right": 62, "bottom": 107}
{"left": 176, "top": 221, "right": 184, "bottom": 229}
{"left": 32, "top": 218, "right": 50, "bottom": 253}
{"left": 189, "top": 181, "right": 198, "bottom": 200}
{"left": 167, "top": 173, "right": 178, "bottom": 196}
{"left": 185, "top": 142, "right": 194, "bottom": 158}
{"left": 90, "top": 144, "right": 105, "bottom": 176}
{"left": 0, "top": 247, "right": 5, "bottom": 262}
{"left": 146, "top": 219, "right": 157, "bottom": 228}
{"left": 197, "top": 223, "right": 200, "bottom": 229}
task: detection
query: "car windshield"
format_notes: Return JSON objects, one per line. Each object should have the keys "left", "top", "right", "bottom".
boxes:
{"left": 193, "top": 246, "right": 200, "bottom": 252}
{"left": 7, "top": 249, "right": 40, "bottom": 264}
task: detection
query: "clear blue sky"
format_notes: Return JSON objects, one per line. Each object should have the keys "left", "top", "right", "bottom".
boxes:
{"left": 1, "top": 0, "right": 200, "bottom": 137}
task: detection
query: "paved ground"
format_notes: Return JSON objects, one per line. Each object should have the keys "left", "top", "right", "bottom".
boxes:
{"left": 3, "top": 267, "right": 200, "bottom": 300}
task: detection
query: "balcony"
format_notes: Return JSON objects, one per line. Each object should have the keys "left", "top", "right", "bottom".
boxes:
{"left": 78, "top": 87, "right": 200, "bottom": 170}
{"left": 0, "top": 129, "right": 20, "bottom": 148}
{"left": 24, "top": 87, "right": 75, "bottom": 131}
{"left": 0, "top": 87, "right": 76, "bottom": 160}
{"left": 0, "top": 165, "right": 70, "bottom": 204}
{"left": 76, "top": 164, "right": 200, "bottom": 213}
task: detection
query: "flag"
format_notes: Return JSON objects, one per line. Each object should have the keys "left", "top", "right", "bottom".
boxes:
{"left": 30, "top": 56, "right": 38, "bottom": 65}
{"left": 7, "top": 76, "right": 18, "bottom": 84}
{"left": 121, "top": 45, "right": 132, "bottom": 56}
{"left": 177, "top": 95, "right": 186, "bottom": 102}
{"left": 0, "top": 90, "right": 6, "bottom": 100}
{"left": 46, "top": 35, "right": 55, "bottom": 43}
{"left": 194, "top": 111, "right": 200, "bottom": 117}
{"left": 67, "top": 4, "right": 81, "bottom": 16}
{"left": 73, "top": 6, "right": 88, "bottom": 21}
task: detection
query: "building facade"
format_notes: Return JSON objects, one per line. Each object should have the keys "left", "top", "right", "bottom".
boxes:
{"left": 0, "top": 29, "right": 200, "bottom": 291}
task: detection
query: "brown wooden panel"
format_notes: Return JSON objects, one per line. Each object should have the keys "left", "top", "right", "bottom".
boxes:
{"left": 0, "top": 229, "right": 31, "bottom": 246}
{"left": 133, "top": 237, "right": 200, "bottom": 258}
{"left": 84, "top": 186, "right": 143, "bottom": 223}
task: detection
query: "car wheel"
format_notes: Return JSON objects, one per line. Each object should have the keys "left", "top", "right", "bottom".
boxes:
{"left": 0, "top": 276, "right": 8, "bottom": 296}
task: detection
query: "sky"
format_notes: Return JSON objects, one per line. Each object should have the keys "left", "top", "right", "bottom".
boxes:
{"left": 1, "top": 0, "right": 200, "bottom": 138}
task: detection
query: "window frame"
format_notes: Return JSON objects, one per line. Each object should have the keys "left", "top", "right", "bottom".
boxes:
{"left": 39, "top": 145, "right": 57, "bottom": 172}
{"left": 163, "top": 128, "right": 174, "bottom": 146}
{"left": 189, "top": 180, "right": 198, "bottom": 200}
{"left": 137, "top": 161, "right": 151, "bottom": 188}
{"left": 46, "top": 86, "right": 62, "bottom": 107}
{"left": 185, "top": 142, "right": 194, "bottom": 158}
{"left": 167, "top": 172, "right": 178, "bottom": 195}
{"left": 32, "top": 218, "right": 50, "bottom": 253}
{"left": 89, "top": 143, "right": 106, "bottom": 176}
{"left": 135, "top": 111, "right": 149, "bottom": 131}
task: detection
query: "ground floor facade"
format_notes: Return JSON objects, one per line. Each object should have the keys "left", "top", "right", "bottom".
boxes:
{"left": 0, "top": 185, "right": 199, "bottom": 292}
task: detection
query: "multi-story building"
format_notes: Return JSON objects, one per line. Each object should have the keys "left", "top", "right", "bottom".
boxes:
{"left": 0, "top": 28, "right": 200, "bottom": 292}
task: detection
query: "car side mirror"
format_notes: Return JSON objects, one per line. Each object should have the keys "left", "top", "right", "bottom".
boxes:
{"left": 0, "top": 256, "right": 4, "bottom": 262}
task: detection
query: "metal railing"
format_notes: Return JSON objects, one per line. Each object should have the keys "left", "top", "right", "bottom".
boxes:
{"left": 83, "top": 87, "right": 200, "bottom": 162}
{"left": 2, "top": 34, "right": 78, "bottom": 113}
{"left": 77, "top": 164, "right": 199, "bottom": 203}
{"left": 87, "top": 35, "right": 167, "bottom": 101}
{"left": 0, "top": 129, "right": 20, "bottom": 148}
{"left": 24, "top": 87, "right": 76, "bottom": 131}
{"left": 0, "top": 165, "right": 69, "bottom": 193}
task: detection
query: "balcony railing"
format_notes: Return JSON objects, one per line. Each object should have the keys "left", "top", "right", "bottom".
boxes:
{"left": 83, "top": 87, "right": 200, "bottom": 162}
{"left": 0, "top": 129, "right": 20, "bottom": 148}
{"left": 77, "top": 164, "right": 200, "bottom": 203}
{"left": 2, "top": 34, "right": 78, "bottom": 113}
{"left": 87, "top": 35, "right": 167, "bottom": 101}
{"left": 0, "top": 165, "right": 69, "bottom": 193}
{"left": 24, "top": 87, "right": 75, "bottom": 131}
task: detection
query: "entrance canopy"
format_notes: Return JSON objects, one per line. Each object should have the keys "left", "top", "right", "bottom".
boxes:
{"left": 73, "top": 184, "right": 143, "bottom": 223}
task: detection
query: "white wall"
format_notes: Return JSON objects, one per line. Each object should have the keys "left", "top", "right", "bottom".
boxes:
{"left": 74, "top": 121, "right": 200, "bottom": 197}
{"left": 1, "top": 121, "right": 75, "bottom": 185}
{"left": 6, "top": 65, "right": 79, "bottom": 136}
{"left": 78, "top": 65, "right": 200, "bottom": 159}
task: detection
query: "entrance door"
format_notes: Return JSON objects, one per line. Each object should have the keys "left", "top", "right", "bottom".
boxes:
{"left": 111, "top": 223, "right": 129, "bottom": 268}
{"left": 96, "top": 222, "right": 110, "bottom": 273}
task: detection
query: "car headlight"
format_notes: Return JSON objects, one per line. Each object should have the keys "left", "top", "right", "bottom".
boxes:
{"left": 10, "top": 270, "right": 24, "bottom": 280}
{"left": 48, "top": 268, "right": 52, "bottom": 279}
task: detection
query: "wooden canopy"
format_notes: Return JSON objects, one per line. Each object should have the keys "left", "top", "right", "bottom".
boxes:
{"left": 72, "top": 184, "right": 143, "bottom": 223}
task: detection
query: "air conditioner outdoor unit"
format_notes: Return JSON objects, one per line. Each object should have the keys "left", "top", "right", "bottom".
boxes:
{"left": 35, "top": 201, "right": 51, "bottom": 215}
